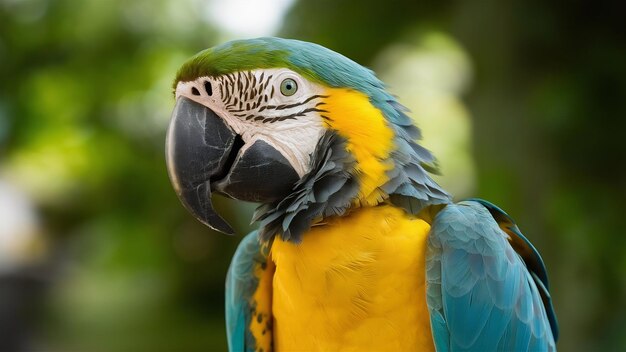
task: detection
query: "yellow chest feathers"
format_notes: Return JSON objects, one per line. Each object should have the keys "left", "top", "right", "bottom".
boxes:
{"left": 270, "top": 205, "right": 435, "bottom": 352}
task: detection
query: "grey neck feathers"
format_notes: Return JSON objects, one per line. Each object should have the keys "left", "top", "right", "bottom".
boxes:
{"left": 254, "top": 121, "right": 452, "bottom": 243}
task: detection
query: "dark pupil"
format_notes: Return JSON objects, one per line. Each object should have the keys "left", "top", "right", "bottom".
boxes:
{"left": 285, "top": 83, "right": 292, "bottom": 90}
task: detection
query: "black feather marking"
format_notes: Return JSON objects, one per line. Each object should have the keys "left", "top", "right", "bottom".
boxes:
{"left": 243, "top": 71, "right": 250, "bottom": 92}
{"left": 226, "top": 96, "right": 239, "bottom": 112}
{"left": 255, "top": 94, "right": 263, "bottom": 108}
{"left": 237, "top": 72, "right": 243, "bottom": 92}
{"left": 263, "top": 94, "right": 328, "bottom": 111}
{"left": 228, "top": 108, "right": 246, "bottom": 113}
{"left": 251, "top": 72, "right": 257, "bottom": 87}
{"left": 263, "top": 75, "right": 273, "bottom": 91}
{"left": 262, "top": 107, "right": 329, "bottom": 124}
{"left": 256, "top": 131, "right": 357, "bottom": 242}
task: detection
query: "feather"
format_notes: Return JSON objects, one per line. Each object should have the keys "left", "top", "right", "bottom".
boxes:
{"left": 427, "top": 201, "right": 557, "bottom": 351}
{"left": 257, "top": 131, "right": 358, "bottom": 242}
{"left": 225, "top": 231, "right": 273, "bottom": 352}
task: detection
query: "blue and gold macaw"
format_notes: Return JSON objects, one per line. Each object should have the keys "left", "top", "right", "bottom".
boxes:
{"left": 165, "top": 38, "right": 558, "bottom": 351}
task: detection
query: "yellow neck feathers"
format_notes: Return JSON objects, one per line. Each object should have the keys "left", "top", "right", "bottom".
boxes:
{"left": 321, "top": 88, "right": 395, "bottom": 206}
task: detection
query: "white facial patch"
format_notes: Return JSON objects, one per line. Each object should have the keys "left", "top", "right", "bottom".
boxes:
{"left": 175, "top": 68, "right": 327, "bottom": 177}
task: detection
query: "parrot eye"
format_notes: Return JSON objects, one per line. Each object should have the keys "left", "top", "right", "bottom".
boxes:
{"left": 280, "top": 78, "right": 298, "bottom": 96}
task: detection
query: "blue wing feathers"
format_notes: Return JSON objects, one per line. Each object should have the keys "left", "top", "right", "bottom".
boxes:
{"left": 468, "top": 199, "right": 551, "bottom": 290}
{"left": 470, "top": 198, "right": 559, "bottom": 341}
{"left": 427, "top": 200, "right": 557, "bottom": 352}
{"left": 430, "top": 310, "right": 451, "bottom": 352}
{"left": 225, "top": 230, "right": 270, "bottom": 352}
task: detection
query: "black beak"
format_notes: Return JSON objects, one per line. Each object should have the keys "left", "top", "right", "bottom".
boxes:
{"left": 165, "top": 97, "right": 237, "bottom": 234}
{"left": 165, "top": 97, "right": 300, "bottom": 235}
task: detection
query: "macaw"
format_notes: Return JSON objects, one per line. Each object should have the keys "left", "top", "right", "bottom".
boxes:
{"left": 165, "top": 37, "right": 558, "bottom": 351}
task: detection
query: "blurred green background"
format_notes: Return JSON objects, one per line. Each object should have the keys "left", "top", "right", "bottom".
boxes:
{"left": 1, "top": 0, "right": 624, "bottom": 351}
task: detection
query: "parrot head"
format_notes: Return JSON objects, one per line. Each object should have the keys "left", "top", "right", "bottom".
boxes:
{"left": 166, "top": 37, "right": 450, "bottom": 241}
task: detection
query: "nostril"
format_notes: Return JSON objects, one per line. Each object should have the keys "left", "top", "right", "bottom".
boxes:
{"left": 204, "top": 81, "right": 213, "bottom": 96}
{"left": 191, "top": 87, "right": 200, "bottom": 96}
